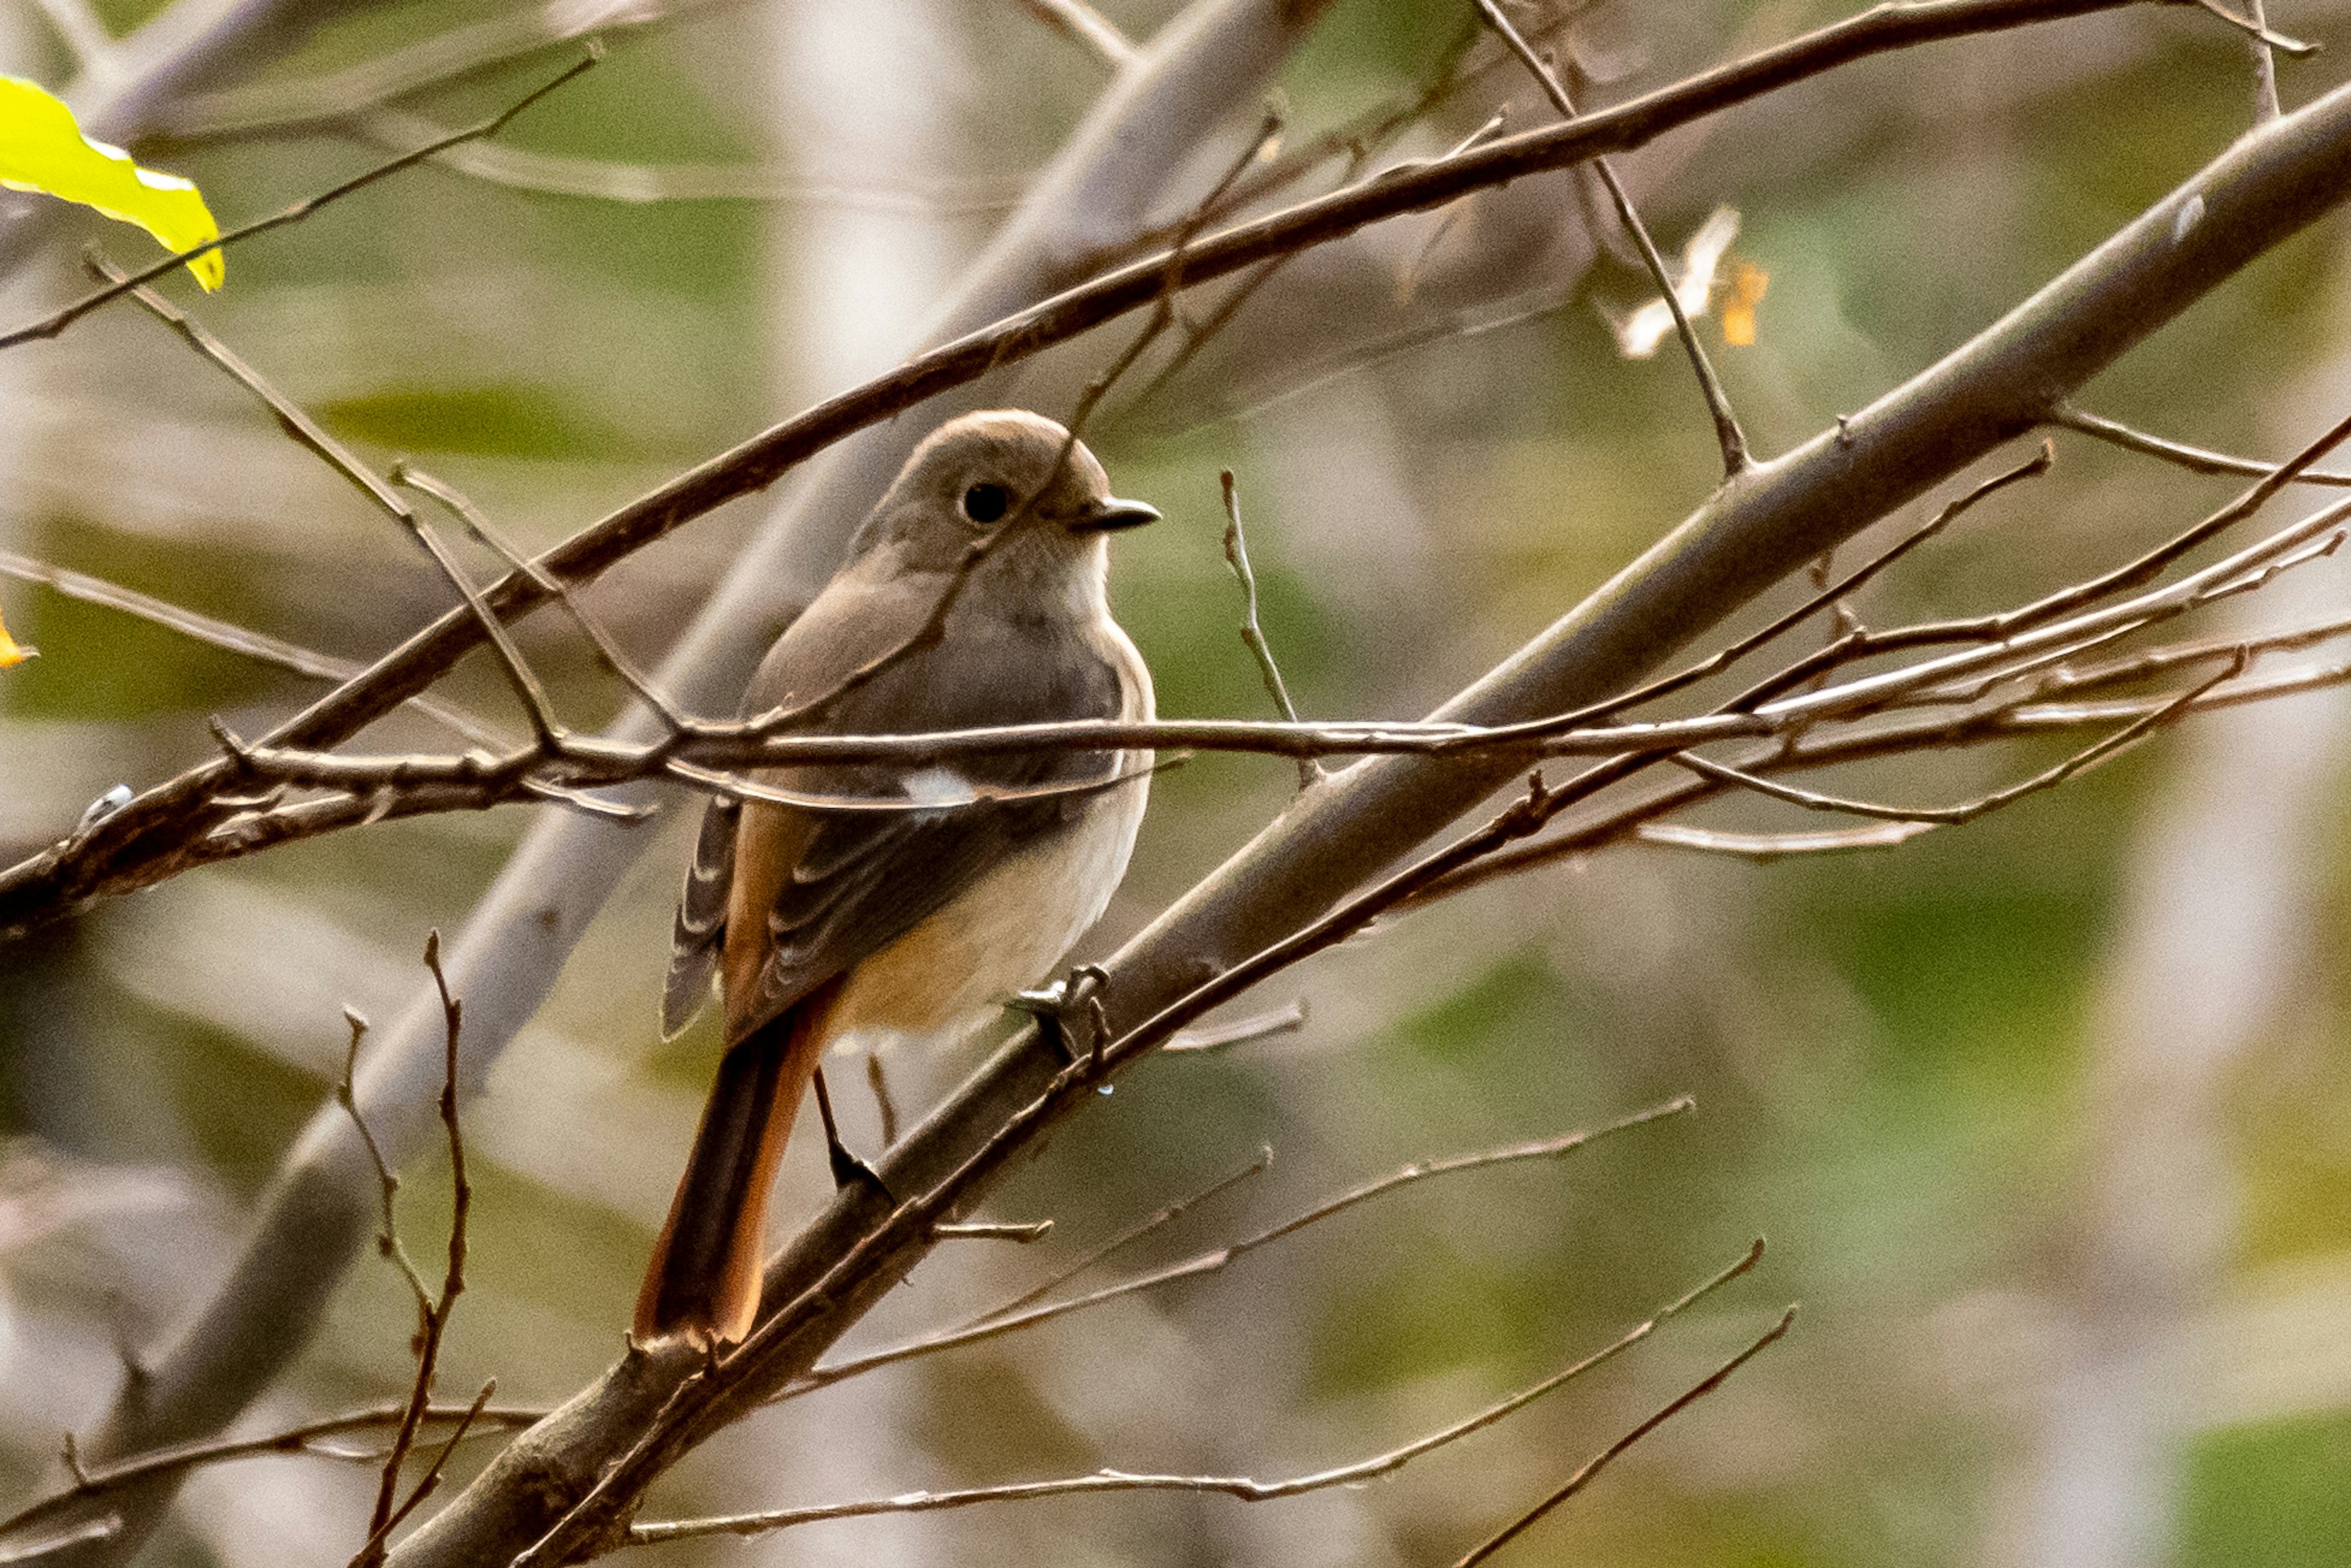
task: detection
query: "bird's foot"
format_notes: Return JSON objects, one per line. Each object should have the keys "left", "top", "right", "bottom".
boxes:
{"left": 1008, "top": 964, "right": 1111, "bottom": 1070}
{"left": 811, "top": 1065, "right": 891, "bottom": 1204}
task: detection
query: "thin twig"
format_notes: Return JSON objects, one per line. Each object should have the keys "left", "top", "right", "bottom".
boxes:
{"left": 1450, "top": 1306, "right": 1796, "bottom": 1567}
{"left": 391, "top": 466, "right": 686, "bottom": 732}
{"left": 1472, "top": 0, "right": 1748, "bottom": 474}
{"left": 798, "top": 1103, "right": 1689, "bottom": 1395}
{"left": 2190, "top": 0, "right": 2314, "bottom": 59}
{"left": 353, "top": 935, "right": 473, "bottom": 1567}
{"left": 1672, "top": 649, "right": 2245, "bottom": 825}
{"left": 950, "top": 1146, "right": 1273, "bottom": 1331}
{"left": 1635, "top": 819, "right": 1937, "bottom": 860}
{"left": 2051, "top": 404, "right": 2351, "bottom": 484}
{"left": 865, "top": 1054, "right": 900, "bottom": 1149}
{"left": 1220, "top": 471, "right": 1318, "bottom": 787}
{"left": 0, "top": 550, "right": 506, "bottom": 749}
{"left": 634, "top": 1241, "right": 1763, "bottom": 1545}
{"left": 372, "top": 1381, "right": 495, "bottom": 1545}
{"left": 92, "top": 235, "right": 576, "bottom": 753}
{"left": 0, "top": 51, "right": 601, "bottom": 351}
{"left": 0, "top": 1403, "right": 541, "bottom": 1550}
{"left": 1163, "top": 999, "right": 1310, "bottom": 1054}
{"left": 931, "top": 1221, "right": 1055, "bottom": 1242}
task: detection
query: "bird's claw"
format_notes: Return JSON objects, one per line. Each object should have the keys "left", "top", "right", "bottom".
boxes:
{"left": 1008, "top": 966, "right": 1110, "bottom": 1068}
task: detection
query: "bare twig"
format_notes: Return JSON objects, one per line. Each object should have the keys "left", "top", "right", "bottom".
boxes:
{"left": 1450, "top": 1306, "right": 1796, "bottom": 1567}
{"left": 392, "top": 465, "right": 688, "bottom": 733}
{"left": 2238, "top": 0, "right": 2276, "bottom": 121}
{"left": 88, "top": 250, "right": 584, "bottom": 756}
{"left": 633, "top": 1241, "right": 1763, "bottom": 1545}
{"left": 367, "top": 1382, "right": 495, "bottom": 1551}
{"left": 0, "top": 51, "right": 601, "bottom": 351}
{"left": 798, "top": 1103, "right": 1689, "bottom": 1395}
{"left": 948, "top": 1146, "right": 1273, "bottom": 1330}
{"left": 1472, "top": 0, "right": 1749, "bottom": 474}
{"left": 1162, "top": 999, "right": 1310, "bottom": 1054}
{"left": 865, "top": 1054, "right": 900, "bottom": 1149}
{"left": 1634, "top": 819, "right": 1938, "bottom": 860}
{"left": 2051, "top": 404, "right": 2351, "bottom": 484}
{"left": 0, "top": 1403, "right": 541, "bottom": 1550}
{"left": 2189, "top": 0, "right": 2313, "bottom": 61}
{"left": 0, "top": 550, "right": 506, "bottom": 749}
{"left": 1220, "top": 471, "right": 1318, "bottom": 786}
{"left": 353, "top": 936, "right": 473, "bottom": 1567}
{"left": 1673, "top": 651, "right": 2246, "bottom": 825}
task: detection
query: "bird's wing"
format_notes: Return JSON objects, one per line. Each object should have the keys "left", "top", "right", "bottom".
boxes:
{"left": 724, "top": 584, "right": 1133, "bottom": 1045}
{"left": 661, "top": 792, "right": 740, "bottom": 1038}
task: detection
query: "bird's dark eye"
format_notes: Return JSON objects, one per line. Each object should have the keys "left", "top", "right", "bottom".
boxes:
{"left": 961, "top": 482, "right": 1010, "bottom": 523}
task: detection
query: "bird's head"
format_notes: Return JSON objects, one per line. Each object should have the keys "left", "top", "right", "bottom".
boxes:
{"left": 853, "top": 410, "right": 1158, "bottom": 591}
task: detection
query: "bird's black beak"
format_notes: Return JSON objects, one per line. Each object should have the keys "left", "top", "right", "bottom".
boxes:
{"left": 1070, "top": 496, "right": 1160, "bottom": 533}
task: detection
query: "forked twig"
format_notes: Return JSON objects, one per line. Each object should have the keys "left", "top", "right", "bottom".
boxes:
{"left": 1220, "top": 471, "right": 1318, "bottom": 787}
{"left": 1472, "top": 0, "right": 1748, "bottom": 475}
{"left": 635, "top": 1241, "right": 1764, "bottom": 1546}
{"left": 1450, "top": 1306, "right": 1796, "bottom": 1567}
{"left": 792, "top": 1101, "right": 1688, "bottom": 1397}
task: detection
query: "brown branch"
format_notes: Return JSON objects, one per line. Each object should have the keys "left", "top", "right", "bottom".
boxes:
{"left": 353, "top": 936, "right": 473, "bottom": 1568}
{"left": 1472, "top": 0, "right": 1749, "bottom": 474}
{"left": 630, "top": 1240, "right": 1763, "bottom": 1547}
{"left": 1220, "top": 471, "right": 1318, "bottom": 787}
{"left": 792, "top": 1103, "right": 1689, "bottom": 1398}
{"left": 0, "top": 1404, "right": 541, "bottom": 1549}
{"left": 1450, "top": 1306, "right": 1796, "bottom": 1567}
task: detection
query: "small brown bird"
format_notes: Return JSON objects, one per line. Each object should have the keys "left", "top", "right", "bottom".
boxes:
{"left": 637, "top": 410, "right": 1158, "bottom": 1346}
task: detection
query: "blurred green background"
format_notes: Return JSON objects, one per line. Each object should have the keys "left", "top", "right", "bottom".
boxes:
{"left": 6, "top": 1, "right": 2351, "bottom": 1564}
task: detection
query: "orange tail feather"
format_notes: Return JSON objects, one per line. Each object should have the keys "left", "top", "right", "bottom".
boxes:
{"left": 636, "top": 986, "right": 836, "bottom": 1345}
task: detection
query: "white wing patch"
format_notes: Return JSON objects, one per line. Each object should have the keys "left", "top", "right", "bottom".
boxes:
{"left": 901, "top": 765, "right": 975, "bottom": 809}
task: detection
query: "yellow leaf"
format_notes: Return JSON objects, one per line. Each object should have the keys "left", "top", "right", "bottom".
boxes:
{"left": 1722, "top": 261, "right": 1768, "bottom": 348}
{"left": 0, "top": 77, "right": 222, "bottom": 290}
{"left": 0, "top": 604, "right": 34, "bottom": 669}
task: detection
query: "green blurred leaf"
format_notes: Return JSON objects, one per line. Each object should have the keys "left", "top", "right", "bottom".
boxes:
{"left": 2180, "top": 1412, "right": 2351, "bottom": 1568}
{"left": 0, "top": 77, "right": 222, "bottom": 289}
{"left": 320, "top": 383, "right": 629, "bottom": 459}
